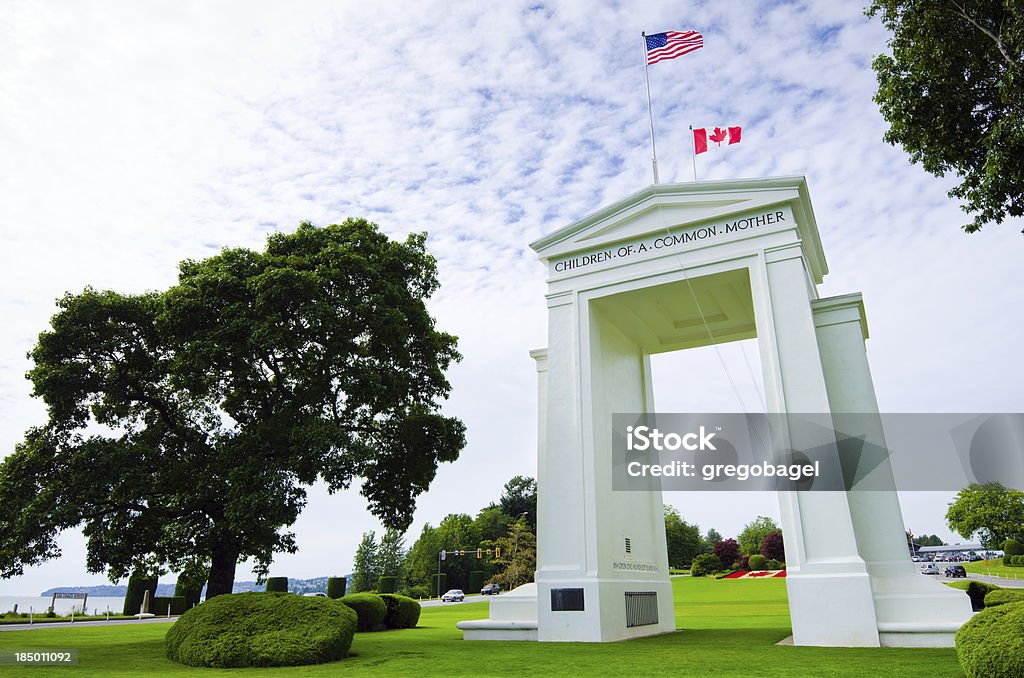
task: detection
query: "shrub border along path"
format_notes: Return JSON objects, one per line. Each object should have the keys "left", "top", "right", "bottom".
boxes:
{"left": 0, "top": 578, "right": 964, "bottom": 677}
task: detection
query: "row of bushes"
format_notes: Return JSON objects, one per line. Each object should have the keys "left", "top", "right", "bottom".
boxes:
{"left": 340, "top": 593, "right": 421, "bottom": 631}
{"left": 165, "top": 590, "right": 423, "bottom": 668}
{"left": 1001, "top": 555, "right": 1024, "bottom": 567}
{"left": 257, "top": 587, "right": 421, "bottom": 632}
{"left": 690, "top": 553, "right": 786, "bottom": 577}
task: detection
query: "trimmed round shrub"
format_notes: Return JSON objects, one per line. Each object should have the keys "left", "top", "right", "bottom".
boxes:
{"left": 326, "top": 577, "right": 347, "bottom": 599}
{"left": 965, "top": 581, "right": 1001, "bottom": 611}
{"left": 748, "top": 554, "right": 767, "bottom": 570}
{"left": 1002, "top": 538, "right": 1024, "bottom": 556}
{"left": 376, "top": 576, "right": 398, "bottom": 594}
{"left": 955, "top": 601, "right": 1024, "bottom": 677}
{"left": 379, "top": 594, "right": 421, "bottom": 629}
{"left": 123, "top": 574, "right": 158, "bottom": 615}
{"left": 690, "top": 553, "right": 722, "bottom": 577}
{"left": 765, "top": 559, "right": 786, "bottom": 570}
{"left": 1013, "top": 555, "right": 1024, "bottom": 566}
{"left": 265, "top": 577, "right": 289, "bottom": 593}
{"left": 985, "top": 590, "right": 1024, "bottom": 608}
{"left": 340, "top": 593, "right": 387, "bottom": 631}
{"left": 402, "top": 585, "right": 430, "bottom": 600}
{"left": 165, "top": 592, "right": 357, "bottom": 668}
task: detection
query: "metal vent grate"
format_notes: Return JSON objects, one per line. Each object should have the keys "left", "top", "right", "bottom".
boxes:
{"left": 624, "top": 537, "right": 632, "bottom": 554}
{"left": 625, "top": 592, "right": 658, "bottom": 627}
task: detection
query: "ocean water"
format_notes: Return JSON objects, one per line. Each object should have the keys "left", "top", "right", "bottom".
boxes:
{"left": 0, "top": 596, "right": 126, "bottom": 616}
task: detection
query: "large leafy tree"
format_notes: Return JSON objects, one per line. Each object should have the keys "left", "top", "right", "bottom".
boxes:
{"left": 738, "top": 515, "right": 781, "bottom": 556}
{"left": 663, "top": 506, "right": 701, "bottom": 569}
{"left": 350, "top": 532, "right": 380, "bottom": 594}
{"left": 867, "top": 1, "right": 1023, "bottom": 232}
{"left": 0, "top": 219, "right": 465, "bottom": 597}
{"left": 498, "top": 476, "right": 537, "bottom": 532}
{"left": 945, "top": 482, "right": 1024, "bottom": 548}
{"left": 488, "top": 521, "right": 536, "bottom": 591}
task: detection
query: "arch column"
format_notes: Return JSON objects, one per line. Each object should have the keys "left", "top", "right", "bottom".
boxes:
{"left": 812, "top": 294, "right": 972, "bottom": 647}
{"left": 757, "top": 244, "right": 880, "bottom": 647}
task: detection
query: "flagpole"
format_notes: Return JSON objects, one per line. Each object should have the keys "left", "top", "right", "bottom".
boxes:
{"left": 689, "top": 125, "right": 698, "bottom": 181}
{"left": 641, "top": 32, "right": 659, "bottom": 184}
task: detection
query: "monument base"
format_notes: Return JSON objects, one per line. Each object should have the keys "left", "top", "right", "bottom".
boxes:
{"left": 869, "top": 561, "right": 973, "bottom": 647}
{"left": 457, "top": 583, "right": 539, "bottom": 641}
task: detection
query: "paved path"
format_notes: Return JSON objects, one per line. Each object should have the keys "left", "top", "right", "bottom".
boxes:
{"left": 966, "top": 572, "right": 1024, "bottom": 588}
{"left": 0, "top": 616, "right": 179, "bottom": 632}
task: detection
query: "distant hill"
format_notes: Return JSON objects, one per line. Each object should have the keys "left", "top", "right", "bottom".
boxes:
{"left": 40, "top": 575, "right": 350, "bottom": 598}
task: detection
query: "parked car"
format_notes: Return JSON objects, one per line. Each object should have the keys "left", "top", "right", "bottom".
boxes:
{"left": 441, "top": 589, "right": 465, "bottom": 602}
{"left": 481, "top": 583, "right": 501, "bottom": 596}
{"left": 303, "top": 592, "right": 327, "bottom": 597}
{"left": 945, "top": 565, "right": 967, "bottom": 578}
{"left": 920, "top": 563, "right": 940, "bottom": 575}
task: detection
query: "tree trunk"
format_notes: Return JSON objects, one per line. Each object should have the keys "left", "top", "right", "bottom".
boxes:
{"left": 205, "top": 544, "right": 239, "bottom": 600}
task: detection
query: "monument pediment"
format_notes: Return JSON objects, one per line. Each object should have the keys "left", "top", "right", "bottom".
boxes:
{"left": 530, "top": 176, "right": 827, "bottom": 283}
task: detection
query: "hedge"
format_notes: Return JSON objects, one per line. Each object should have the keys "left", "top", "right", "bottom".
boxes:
{"left": 985, "top": 590, "right": 1024, "bottom": 608}
{"left": 379, "top": 594, "right": 421, "bottom": 629}
{"left": 340, "top": 593, "right": 387, "bottom": 631}
{"left": 691, "top": 553, "right": 722, "bottom": 577}
{"left": 123, "top": 574, "right": 158, "bottom": 615}
{"left": 431, "top": 573, "right": 447, "bottom": 598}
{"left": 468, "top": 570, "right": 486, "bottom": 594}
{"left": 174, "top": 579, "right": 203, "bottom": 609}
{"left": 376, "top": 576, "right": 398, "bottom": 594}
{"left": 165, "top": 592, "right": 357, "bottom": 668}
{"left": 265, "top": 577, "right": 289, "bottom": 593}
{"left": 966, "top": 581, "right": 1002, "bottom": 611}
{"left": 151, "top": 596, "right": 189, "bottom": 616}
{"left": 1002, "top": 539, "right": 1024, "bottom": 556}
{"left": 955, "top": 601, "right": 1024, "bottom": 678}
{"left": 326, "top": 577, "right": 347, "bottom": 599}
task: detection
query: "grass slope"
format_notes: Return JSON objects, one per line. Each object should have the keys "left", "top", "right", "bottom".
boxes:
{"left": 964, "top": 560, "right": 1024, "bottom": 580}
{"left": 0, "top": 577, "right": 964, "bottom": 677}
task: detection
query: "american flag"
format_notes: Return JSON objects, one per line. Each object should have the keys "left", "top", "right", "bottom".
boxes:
{"left": 645, "top": 30, "right": 703, "bottom": 65}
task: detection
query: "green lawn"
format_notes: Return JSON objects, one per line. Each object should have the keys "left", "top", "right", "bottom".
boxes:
{"left": 0, "top": 577, "right": 964, "bottom": 677}
{"left": 964, "top": 560, "right": 1024, "bottom": 580}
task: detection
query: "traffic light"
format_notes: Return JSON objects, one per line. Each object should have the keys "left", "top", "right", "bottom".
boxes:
{"left": 477, "top": 548, "right": 483, "bottom": 558}
{"left": 495, "top": 547, "right": 501, "bottom": 558}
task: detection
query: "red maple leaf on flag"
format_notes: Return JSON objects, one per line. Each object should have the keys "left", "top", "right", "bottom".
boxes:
{"left": 709, "top": 127, "right": 728, "bottom": 145}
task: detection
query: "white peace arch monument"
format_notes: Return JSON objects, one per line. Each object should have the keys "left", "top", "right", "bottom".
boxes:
{"left": 458, "top": 176, "right": 972, "bottom": 647}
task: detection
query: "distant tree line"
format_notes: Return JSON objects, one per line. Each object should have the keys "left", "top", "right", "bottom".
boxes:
{"left": 349, "top": 476, "right": 537, "bottom": 597}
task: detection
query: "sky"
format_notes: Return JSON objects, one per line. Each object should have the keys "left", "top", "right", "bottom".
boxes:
{"left": 1, "top": 1, "right": 1022, "bottom": 595}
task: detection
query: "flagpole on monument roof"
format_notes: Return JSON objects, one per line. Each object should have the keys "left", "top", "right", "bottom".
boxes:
{"left": 689, "top": 125, "right": 698, "bottom": 182}
{"left": 641, "top": 32, "right": 659, "bottom": 185}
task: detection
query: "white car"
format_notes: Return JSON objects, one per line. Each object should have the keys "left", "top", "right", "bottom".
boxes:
{"left": 303, "top": 592, "right": 327, "bottom": 597}
{"left": 920, "top": 563, "right": 940, "bottom": 575}
{"left": 441, "top": 589, "right": 465, "bottom": 602}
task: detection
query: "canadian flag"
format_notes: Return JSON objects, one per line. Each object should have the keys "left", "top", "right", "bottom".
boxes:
{"left": 693, "top": 126, "right": 742, "bottom": 154}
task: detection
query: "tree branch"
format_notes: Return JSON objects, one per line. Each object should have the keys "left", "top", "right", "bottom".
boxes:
{"left": 950, "top": 2, "right": 1020, "bottom": 69}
